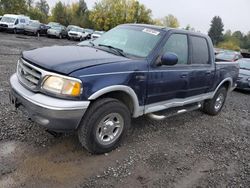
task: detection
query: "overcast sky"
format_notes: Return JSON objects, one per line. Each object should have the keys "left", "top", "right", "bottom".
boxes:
{"left": 47, "top": 0, "right": 250, "bottom": 34}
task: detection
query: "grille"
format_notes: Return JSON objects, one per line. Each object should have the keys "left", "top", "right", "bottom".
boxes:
{"left": 0, "top": 24, "right": 8, "bottom": 28}
{"left": 17, "top": 59, "right": 42, "bottom": 91}
{"left": 69, "top": 33, "right": 78, "bottom": 36}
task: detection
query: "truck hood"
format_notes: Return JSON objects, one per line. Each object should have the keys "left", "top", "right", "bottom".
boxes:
{"left": 22, "top": 45, "right": 129, "bottom": 75}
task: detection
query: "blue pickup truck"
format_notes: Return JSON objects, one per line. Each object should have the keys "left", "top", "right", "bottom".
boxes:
{"left": 10, "top": 24, "right": 239, "bottom": 153}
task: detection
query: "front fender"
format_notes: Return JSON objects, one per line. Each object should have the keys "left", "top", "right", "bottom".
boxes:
{"left": 89, "top": 85, "right": 143, "bottom": 117}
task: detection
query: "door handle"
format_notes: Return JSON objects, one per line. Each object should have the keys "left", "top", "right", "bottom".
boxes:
{"left": 180, "top": 74, "right": 187, "bottom": 78}
{"left": 205, "top": 71, "right": 211, "bottom": 75}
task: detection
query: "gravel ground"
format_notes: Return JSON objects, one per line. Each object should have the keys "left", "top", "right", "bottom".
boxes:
{"left": 0, "top": 32, "right": 249, "bottom": 188}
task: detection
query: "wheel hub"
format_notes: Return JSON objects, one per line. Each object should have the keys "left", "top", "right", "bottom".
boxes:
{"left": 96, "top": 113, "right": 124, "bottom": 145}
{"left": 214, "top": 93, "right": 224, "bottom": 111}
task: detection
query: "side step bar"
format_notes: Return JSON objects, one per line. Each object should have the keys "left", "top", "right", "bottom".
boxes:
{"left": 148, "top": 103, "right": 202, "bottom": 121}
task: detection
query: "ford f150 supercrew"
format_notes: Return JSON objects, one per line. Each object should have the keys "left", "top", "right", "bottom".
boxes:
{"left": 9, "top": 24, "right": 239, "bottom": 154}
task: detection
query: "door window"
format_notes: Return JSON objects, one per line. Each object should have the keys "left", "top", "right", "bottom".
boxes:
{"left": 163, "top": 34, "right": 188, "bottom": 65}
{"left": 191, "top": 36, "right": 209, "bottom": 64}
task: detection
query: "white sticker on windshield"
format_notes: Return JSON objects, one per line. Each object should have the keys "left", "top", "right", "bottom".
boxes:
{"left": 142, "top": 28, "right": 160, "bottom": 36}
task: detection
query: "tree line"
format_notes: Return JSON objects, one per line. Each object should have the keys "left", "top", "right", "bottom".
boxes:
{"left": 0, "top": 0, "right": 185, "bottom": 30}
{"left": 0, "top": 0, "right": 249, "bottom": 51}
{"left": 208, "top": 16, "right": 250, "bottom": 51}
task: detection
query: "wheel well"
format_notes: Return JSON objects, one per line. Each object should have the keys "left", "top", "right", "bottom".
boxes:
{"left": 221, "top": 81, "right": 231, "bottom": 91}
{"left": 91, "top": 91, "right": 134, "bottom": 114}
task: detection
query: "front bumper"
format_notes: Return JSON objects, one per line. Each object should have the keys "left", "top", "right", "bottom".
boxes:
{"left": 47, "top": 31, "right": 60, "bottom": 37}
{"left": 0, "top": 26, "right": 13, "bottom": 31}
{"left": 10, "top": 74, "right": 90, "bottom": 132}
{"left": 69, "top": 35, "right": 81, "bottom": 39}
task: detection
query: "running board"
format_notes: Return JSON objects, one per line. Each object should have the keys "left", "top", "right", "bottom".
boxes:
{"left": 148, "top": 103, "right": 202, "bottom": 121}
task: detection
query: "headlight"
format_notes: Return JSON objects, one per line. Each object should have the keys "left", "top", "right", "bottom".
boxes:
{"left": 42, "top": 76, "right": 82, "bottom": 97}
{"left": 247, "top": 77, "right": 250, "bottom": 81}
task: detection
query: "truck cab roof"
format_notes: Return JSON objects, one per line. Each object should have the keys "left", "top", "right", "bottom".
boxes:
{"left": 122, "top": 23, "right": 209, "bottom": 38}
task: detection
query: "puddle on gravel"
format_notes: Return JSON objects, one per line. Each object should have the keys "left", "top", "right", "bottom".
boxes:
{"left": 0, "top": 137, "right": 128, "bottom": 187}
{"left": 0, "top": 141, "right": 17, "bottom": 157}
{"left": 174, "top": 159, "right": 214, "bottom": 188}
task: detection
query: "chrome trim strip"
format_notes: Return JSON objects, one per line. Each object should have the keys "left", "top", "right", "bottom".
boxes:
{"left": 144, "top": 92, "right": 213, "bottom": 114}
{"left": 20, "top": 59, "right": 83, "bottom": 95}
{"left": 79, "top": 69, "right": 214, "bottom": 78}
{"left": 88, "top": 78, "right": 234, "bottom": 117}
{"left": 20, "top": 59, "right": 83, "bottom": 84}
{"left": 144, "top": 78, "right": 233, "bottom": 115}
{"left": 19, "top": 61, "right": 41, "bottom": 78}
{"left": 11, "top": 74, "right": 89, "bottom": 111}
{"left": 215, "top": 62, "right": 239, "bottom": 65}
{"left": 80, "top": 71, "right": 137, "bottom": 78}
{"left": 88, "top": 85, "right": 143, "bottom": 117}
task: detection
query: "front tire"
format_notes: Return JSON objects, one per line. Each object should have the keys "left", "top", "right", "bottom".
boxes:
{"left": 203, "top": 87, "right": 227, "bottom": 116}
{"left": 78, "top": 98, "right": 131, "bottom": 154}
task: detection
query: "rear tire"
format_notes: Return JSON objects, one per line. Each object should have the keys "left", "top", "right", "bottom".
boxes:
{"left": 203, "top": 87, "right": 227, "bottom": 116}
{"left": 78, "top": 98, "right": 131, "bottom": 154}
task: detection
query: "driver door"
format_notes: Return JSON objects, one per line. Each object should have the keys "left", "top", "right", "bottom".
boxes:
{"left": 146, "top": 33, "right": 192, "bottom": 108}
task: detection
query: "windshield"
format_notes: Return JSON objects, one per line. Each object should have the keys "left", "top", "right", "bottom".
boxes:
{"left": 52, "top": 26, "right": 62, "bottom": 31}
{"left": 239, "top": 59, "right": 250, "bottom": 69}
{"left": 71, "top": 27, "right": 83, "bottom": 32}
{"left": 1, "top": 16, "right": 16, "bottom": 23}
{"left": 85, "top": 29, "right": 93, "bottom": 33}
{"left": 92, "top": 27, "right": 162, "bottom": 58}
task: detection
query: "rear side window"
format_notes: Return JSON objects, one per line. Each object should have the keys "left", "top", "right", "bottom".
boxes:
{"left": 163, "top": 34, "right": 188, "bottom": 65}
{"left": 191, "top": 36, "right": 209, "bottom": 64}
{"left": 20, "top": 19, "right": 25, "bottom": 23}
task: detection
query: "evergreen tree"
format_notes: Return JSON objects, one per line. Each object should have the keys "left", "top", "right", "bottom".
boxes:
{"left": 208, "top": 16, "right": 224, "bottom": 45}
{"left": 36, "top": 0, "right": 49, "bottom": 17}
{"left": 51, "top": 1, "right": 66, "bottom": 25}
{"left": 0, "top": 0, "right": 27, "bottom": 14}
{"left": 27, "top": 0, "right": 33, "bottom": 9}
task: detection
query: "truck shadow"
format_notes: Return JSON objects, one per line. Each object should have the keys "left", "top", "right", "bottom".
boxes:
{"left": 233, "top": 89, "right": 250, "bottom": 95}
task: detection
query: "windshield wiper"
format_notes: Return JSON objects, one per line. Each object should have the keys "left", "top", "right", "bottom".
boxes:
{"left": 98, "top": 44, "right": 126, "bottom": 57}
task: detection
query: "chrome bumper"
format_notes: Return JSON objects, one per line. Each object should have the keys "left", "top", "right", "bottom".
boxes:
{"left": 69, "top": 35, "right": 81, "bottom": 39}
{"left": 47, "top": 31, "right": 59, "bottom": 37}
{"left": 10, "top": 74, "right": 90, "bottom": 132}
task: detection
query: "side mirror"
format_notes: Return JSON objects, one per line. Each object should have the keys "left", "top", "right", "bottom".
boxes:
{"left": 161, "top": 52, "right": 178, "bottom": 66}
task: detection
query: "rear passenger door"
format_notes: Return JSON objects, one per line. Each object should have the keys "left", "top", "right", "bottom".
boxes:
{"left": 186, "top": 35, "right": 215, "bottom": 97}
